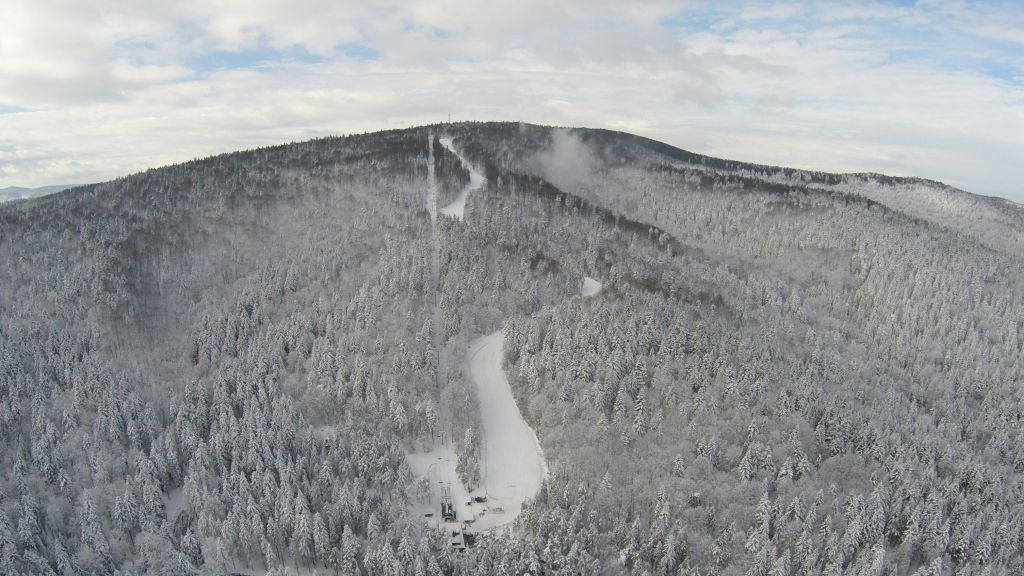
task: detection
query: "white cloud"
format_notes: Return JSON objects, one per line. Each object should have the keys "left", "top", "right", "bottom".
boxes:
{"left": 0, "top": 0, "right": 1021, "bottom": 202}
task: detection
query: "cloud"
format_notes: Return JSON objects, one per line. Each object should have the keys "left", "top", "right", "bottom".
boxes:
{"left": 0, "top": 0, "right": 1021, "bottom": 201}
{"left": 530, "top": 129, "right": 599, "bottom": 196}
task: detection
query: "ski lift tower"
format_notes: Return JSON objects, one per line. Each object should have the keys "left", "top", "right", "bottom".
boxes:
{"left": 440, "top": 486, "right": 456, "bottom": 522}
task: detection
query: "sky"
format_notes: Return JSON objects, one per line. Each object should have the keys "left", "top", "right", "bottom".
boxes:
{"left": 1, "top": 0, "right": 1022, "bottom": 202}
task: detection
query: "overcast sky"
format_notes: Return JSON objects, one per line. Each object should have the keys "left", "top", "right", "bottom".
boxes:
{"left": 1, "top": 0, "right": 1022, "bottom": 201}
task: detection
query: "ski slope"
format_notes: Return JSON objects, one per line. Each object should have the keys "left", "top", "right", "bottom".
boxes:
{"left": 438, "top": 137, "right": 486, "bottom": 220}
{"left": 412, "top": 136, "right": 596, "bottom": 534}
{"left": 405, "top": 333, "right": 551, "bottom": 532}
{"left": 466, "top": 332, "right": 548, "bottom": 528}
{"left": 408, "top": 331, "right": 555, "bottom": 532}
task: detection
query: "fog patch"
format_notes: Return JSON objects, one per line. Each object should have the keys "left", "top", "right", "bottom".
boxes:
{"left": 531, "top": 129, "right": 599, "bottom": 197}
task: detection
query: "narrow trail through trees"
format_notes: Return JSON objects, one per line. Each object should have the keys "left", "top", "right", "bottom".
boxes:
{"left": 438, "top": 138, "right": 485, "bottom": 220}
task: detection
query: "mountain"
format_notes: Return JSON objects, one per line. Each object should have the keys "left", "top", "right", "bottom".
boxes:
{"left": 0, "top": 122, "right": 1021, "bottom": 575}
{"left": 0, "top": 184, "right": 77, "bottom": 203}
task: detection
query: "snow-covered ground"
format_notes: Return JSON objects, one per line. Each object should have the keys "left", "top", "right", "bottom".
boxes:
{"left": 164, "top": 487, "right": 187, "bottom": 524}
{"left": 406, "top": 443, "right": 475, "bottom": 526}
{"left": 407, "top": 332, "right": 549, "bottom": 532}
{"left": 438, "top": 138, "right": 486, "bottom": 220}
{"left": 466, "top": 332, "right": 548, "bottom": 528}
{"left": 581, "top": 276, "right": 602, "bottom": 297}
{"left": 408, "top": 137, "right": 556, "bottom": 535}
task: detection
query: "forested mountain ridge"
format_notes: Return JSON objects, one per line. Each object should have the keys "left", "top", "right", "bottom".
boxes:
{"left": 0, "top": 185, "right": 78, "bottom": 204}
{"left": 457, "top": 124, "right": 1024, "bottom": 255}
{"left": 0, "top": 122, "right": 1021, "bottom": 575}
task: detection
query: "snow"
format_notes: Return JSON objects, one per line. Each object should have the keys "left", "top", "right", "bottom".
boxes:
{"left": 466, "top": 332, "right": 548, "bottom": 528}
{"left": 581, "top": 276, "right": 602, "bottom": 297}
{"left": 311, "top": 424, "right": 334, "bottom": 439}
{"left": 428, "top": 134, "right": 438, "bottom": 223}
{"left": 407, "top": 135, "right": 547, "bottom": 536}
{"left": 405, "top": 333, "right": 548, "bottom": 532}
{"left": 438, "top": 137, "right": 486, "bottom": 220}
{"left": 406, "top": 443, "right": 477, "bottom": 528}
{"left": 164, "top": 487, "right": 187, "bottom": 524}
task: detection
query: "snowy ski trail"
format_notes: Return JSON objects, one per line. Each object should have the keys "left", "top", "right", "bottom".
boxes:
{"left": 438, "top": 137, "right": 486, "bottom": 220}
{"left": 408, "top": 136, "right": 602, "bottom": 535}
{"left": 466, "top": 332, "right": 547, "bottom": 528}
{"left": 441, "top": 138, "right": 546, "bottom": 530}
{"left": 459, "top": 276, "right": 601, "bottom": 529}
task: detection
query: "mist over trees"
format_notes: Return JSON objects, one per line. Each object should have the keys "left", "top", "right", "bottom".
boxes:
{"left": 0, "top": 122, "right": 1021, "bottom": 575}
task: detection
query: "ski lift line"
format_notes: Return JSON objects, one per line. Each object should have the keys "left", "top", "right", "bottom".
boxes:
{"left": 427, "top": 131, "right": 448, "bottom": 434}
{"left": 409, "top": 136, "right": 557, "bottom": 541}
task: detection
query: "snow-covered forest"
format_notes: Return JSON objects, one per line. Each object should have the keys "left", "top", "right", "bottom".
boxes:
{"left": 0, "top": 122, "right": 1021, "bottom": 575}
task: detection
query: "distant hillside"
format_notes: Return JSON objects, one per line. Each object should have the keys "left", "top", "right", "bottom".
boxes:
{"left": 0, "top": 184, "right": 76, "bottom": 203}
{"left": 1, "top": 122, "right": 1020, "bottom": 575}
{"left": 528, "top": 126, "right": 1024, "bottom": 255}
